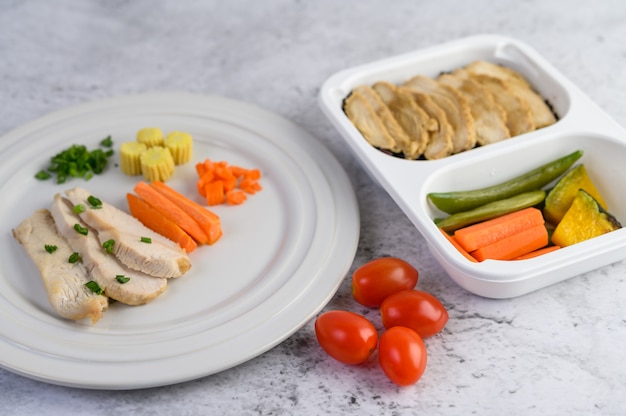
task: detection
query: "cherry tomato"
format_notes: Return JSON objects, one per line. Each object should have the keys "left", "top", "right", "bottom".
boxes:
{"left": 315, "top": 310, "right": 378, "bottom": 365}
{"left": 380, "top": 290, "right": 448, "bottom": 338}
{"left": 378, "top": 326, "right": 427, "bottom": 386}
{"left": 351, "top": 257, "right": 419, "bottom": 307}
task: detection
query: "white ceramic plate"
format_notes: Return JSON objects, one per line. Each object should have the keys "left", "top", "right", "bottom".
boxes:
{"left": 0, "top": 92, "right": 360, "bottom": 389}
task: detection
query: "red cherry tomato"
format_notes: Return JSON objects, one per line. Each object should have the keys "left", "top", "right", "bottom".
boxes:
{"left": 378, "top": 326, "right": 427, "bottom": 386}
{"left": 380, "top": 290, "right": 448, "bottom": 338}
{"left": 315, "top": 310, "right": 378, "bottom": 365}
{"left": 351, "top": 257, "right": 419, "bottom": 307}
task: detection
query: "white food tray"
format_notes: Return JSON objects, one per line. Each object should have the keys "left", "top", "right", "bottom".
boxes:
{"left": 319, "top": 34, "right": 626, "bottom": 298}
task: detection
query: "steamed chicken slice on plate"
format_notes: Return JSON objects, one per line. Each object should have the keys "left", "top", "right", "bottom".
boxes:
{"left": 371, "top": 81, "right": 430, "bottom": 159}
{"left": 343, "top": 91, "right": 397, "bottom": 151}
{"left": 50, "top": 194, "right": 168, "bottom": 305}
{"left": 437, "top": 73, "right": 511, "bottom": 145}
{"left": 403, "top": 75, "right": 476, "bottom": 154}
{"left": 64, "top": 187, "right": 191, "bottom": 279}
{"left": 12, "top": 209, "right": 108, "bottom": 324}
{"left": 352, "top": 85, "right": 417, "bottom": 157}
{"left": 464, "top": 60, "right": 556, "bottom": 129}
{"left": 454, "top": 68, "right": 535, "bottom": 137}
{"left": 403, "top": 88, "right": 454, "bottom": 160}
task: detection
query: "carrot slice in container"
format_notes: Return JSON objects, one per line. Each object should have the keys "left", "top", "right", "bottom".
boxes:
{"left": 471, "top": 224, "right": 549, "bottom": 261}
{"left": 150, "top": 181, "right": 223, "bottom": 245}
{"left": 134, "top": 181, "right": 210, "bottom": 244}
{"left": 454, "top": 207, "right": 544, "bottom": 252}
{"left": 514, "top": 245, "right": 561, "bottom": 260}
{"left": 439, "top": 229, "right": 477, "bottom": 262}
{"left": 127, "top": 193, "right": 197, "bottom": 253}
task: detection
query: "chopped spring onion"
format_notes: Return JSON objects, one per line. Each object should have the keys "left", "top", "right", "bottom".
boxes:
{"left": 102, "top": 239, "right": 115, "bottom": 254}
{"left": 68, "top": 252, "right": 81, "bottom": 263}
{"left": 87, "top": 195, "right": 102, "bottom": 209}
{"left": 73, "top": 223, "right": 88, "bottom": 235}
{"left": 85, "top": 280, "right": 104, "bottom": 295}
{"left": 115, "top": 275, "right": 130, "bottom": 284}
{"left": 35, "top": 139, "right": 114, "bottom": 184}
{"left": 140, "top": 236, "right": 152, "bottom": 244}
{"left": 73, "top": 204, "right": 86, "bottom": 214}
{"left": 44, "top": 244, "right": 58, "bottom": 254}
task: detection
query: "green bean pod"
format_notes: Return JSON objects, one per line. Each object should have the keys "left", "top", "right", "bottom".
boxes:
{"left": 435, "top": 190, "right": 546, "bottom": 233}
{"left": 427, "top": 150, "right": 583, "bottom": 214}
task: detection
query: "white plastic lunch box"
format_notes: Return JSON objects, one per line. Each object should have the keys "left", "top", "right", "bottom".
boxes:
{"left": 319, "top": 34, "right": 626, "bottom": 298}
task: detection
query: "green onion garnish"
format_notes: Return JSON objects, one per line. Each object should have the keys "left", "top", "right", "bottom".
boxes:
{"left": 68, "top": 252, "right": 81, "bottom": 263}
{"left": 140, "top": 236, "right": 152, "bottom": 244}
{"left": 73, "top": 204, "right": 86, "bottom": 214}
{"left": 115, "top": 275, "right": 130, "bottom": 284}
{"left": 73, "top": 224, "right": 88, "bottom": 235}
{"left": 44, "top": 244, "right": 58, "bottom": 253}
{"left": 85, "top": 280, "right": 104, "bottom": 295}
{"left": 87, "top": 195, "right": 102, "bottom": 209}
{"left": 102, "top": 239, "right": 115, "bottom": 254}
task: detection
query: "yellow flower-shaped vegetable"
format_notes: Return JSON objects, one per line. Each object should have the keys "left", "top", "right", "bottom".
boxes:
{"left": 164, "top": 131, "right": 193, "bottom": 165}
{"left": 119, "top": 141, "right": 147, "bottom": 176}
{"left": 137, "top": 127, "right": 164, "bottom": 148}
{"left": 140, "top": 146, "right": 175, "bottom": 182}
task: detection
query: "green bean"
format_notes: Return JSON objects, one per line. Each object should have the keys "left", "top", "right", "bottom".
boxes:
{"left": 428, "top": 150, "right": 583, "bottom": 214}
{"left": 435, "top": 190, "right": 546, "bottom": 232}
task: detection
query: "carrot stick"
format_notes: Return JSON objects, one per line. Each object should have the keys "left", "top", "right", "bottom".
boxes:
{"left": 134, "top": 181, "right": 211, "bottom": 244}
{"left": 454, "top": 207, "right": 544, "bottom": 252}
{"left": 150, "top": 181, "right": 223, "bottom": 245}
{"left": 440, "top": 229, "right": 477, "bottom": 262}
{"left": 127, "top": 193, "right": 197, "bottom": 253}
{"left": 514, "top": 245, "right": 561, "bottom": 260}
{"left": 471, "top": 224, "right": 548, "bottom": 261}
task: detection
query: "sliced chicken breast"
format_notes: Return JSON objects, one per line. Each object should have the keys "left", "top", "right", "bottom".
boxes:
{"left": 64, "top": 187, "right": 191, "bottom": 278}
{"left": 455, "top": 68, "right": 535, "bottom": 136}
{"left": 12, "top": 209, "right": 108, "bottom": 324}
{"left": 50, "top": 194, "right": 168, "bottom": 305}
{"left": 402, "top": 88, "right": 454, "bottom": 160}
{"left": 464, "top": 60, "right": 557, "bottom": 129}
{"left": 344, "top": 91, "right": 397, "bottom": 151}
{"left": 404, "top": 75, "right": 476, "bottom": 154}
{"left": 352, "top": 85, "right": 415, "bottom": 157}
{"left": 438, "top": 73, "right": 510, "bottom": 146}
{"left": 372, "top": 81, "right": 429, "bottom": 159}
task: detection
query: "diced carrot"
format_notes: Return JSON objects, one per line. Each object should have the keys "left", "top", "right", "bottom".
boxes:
{"left": 205, "top": 180, "right": 225, "bottom": 206}
{"left": 471, "top": 224, "right": 549, "bottom": 261}
{"left": 127, "top": 193, "right": 197, "bottom": 253}
{"left": 228, "top": 165, "right": 248, "bottom": 178}
{"left": 134, "top": 181, "right": 211, "bottom": 244}
{"left": 239, "top": 177, "right": 262, "bottom": 194}
{"left": 454, "top": 207, "right": 545, "bottom": 252}
{"left": 150, "top": 181, "right": 223, "bottom": 245}
{"left": 440, "top": 229, "right": 477, "bottom": 262}
{"left": 226, "top": 189, "right": 247, "bottom": 205}
{"left": 246, "top": 169, "right": 261, "bottom": 180}
{"left": 514, "top": 245, "right": 561, "bottom": 260}
{"left": 195, "top": 158, "right": 262, "bottom": 206}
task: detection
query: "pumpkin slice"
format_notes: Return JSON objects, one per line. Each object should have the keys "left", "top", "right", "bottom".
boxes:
{"left": 544, "top": 164, "right": 607, "bottom": 225}
{"left": 551, "top": 189, "right": 621, "bottom": 247}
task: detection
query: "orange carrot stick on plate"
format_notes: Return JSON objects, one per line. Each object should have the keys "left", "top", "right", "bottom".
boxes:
{"left": 127, "top": 193, "right": 197, "bottom": 253}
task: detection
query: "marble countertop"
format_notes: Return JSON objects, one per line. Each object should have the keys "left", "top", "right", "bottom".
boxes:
{"left": 1, "top": 1, "right": 625, "bottom": 415}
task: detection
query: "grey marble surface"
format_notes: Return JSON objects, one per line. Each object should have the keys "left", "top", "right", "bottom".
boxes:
{"left": 1, "top": 1, "right": 625, "bottom": 415}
